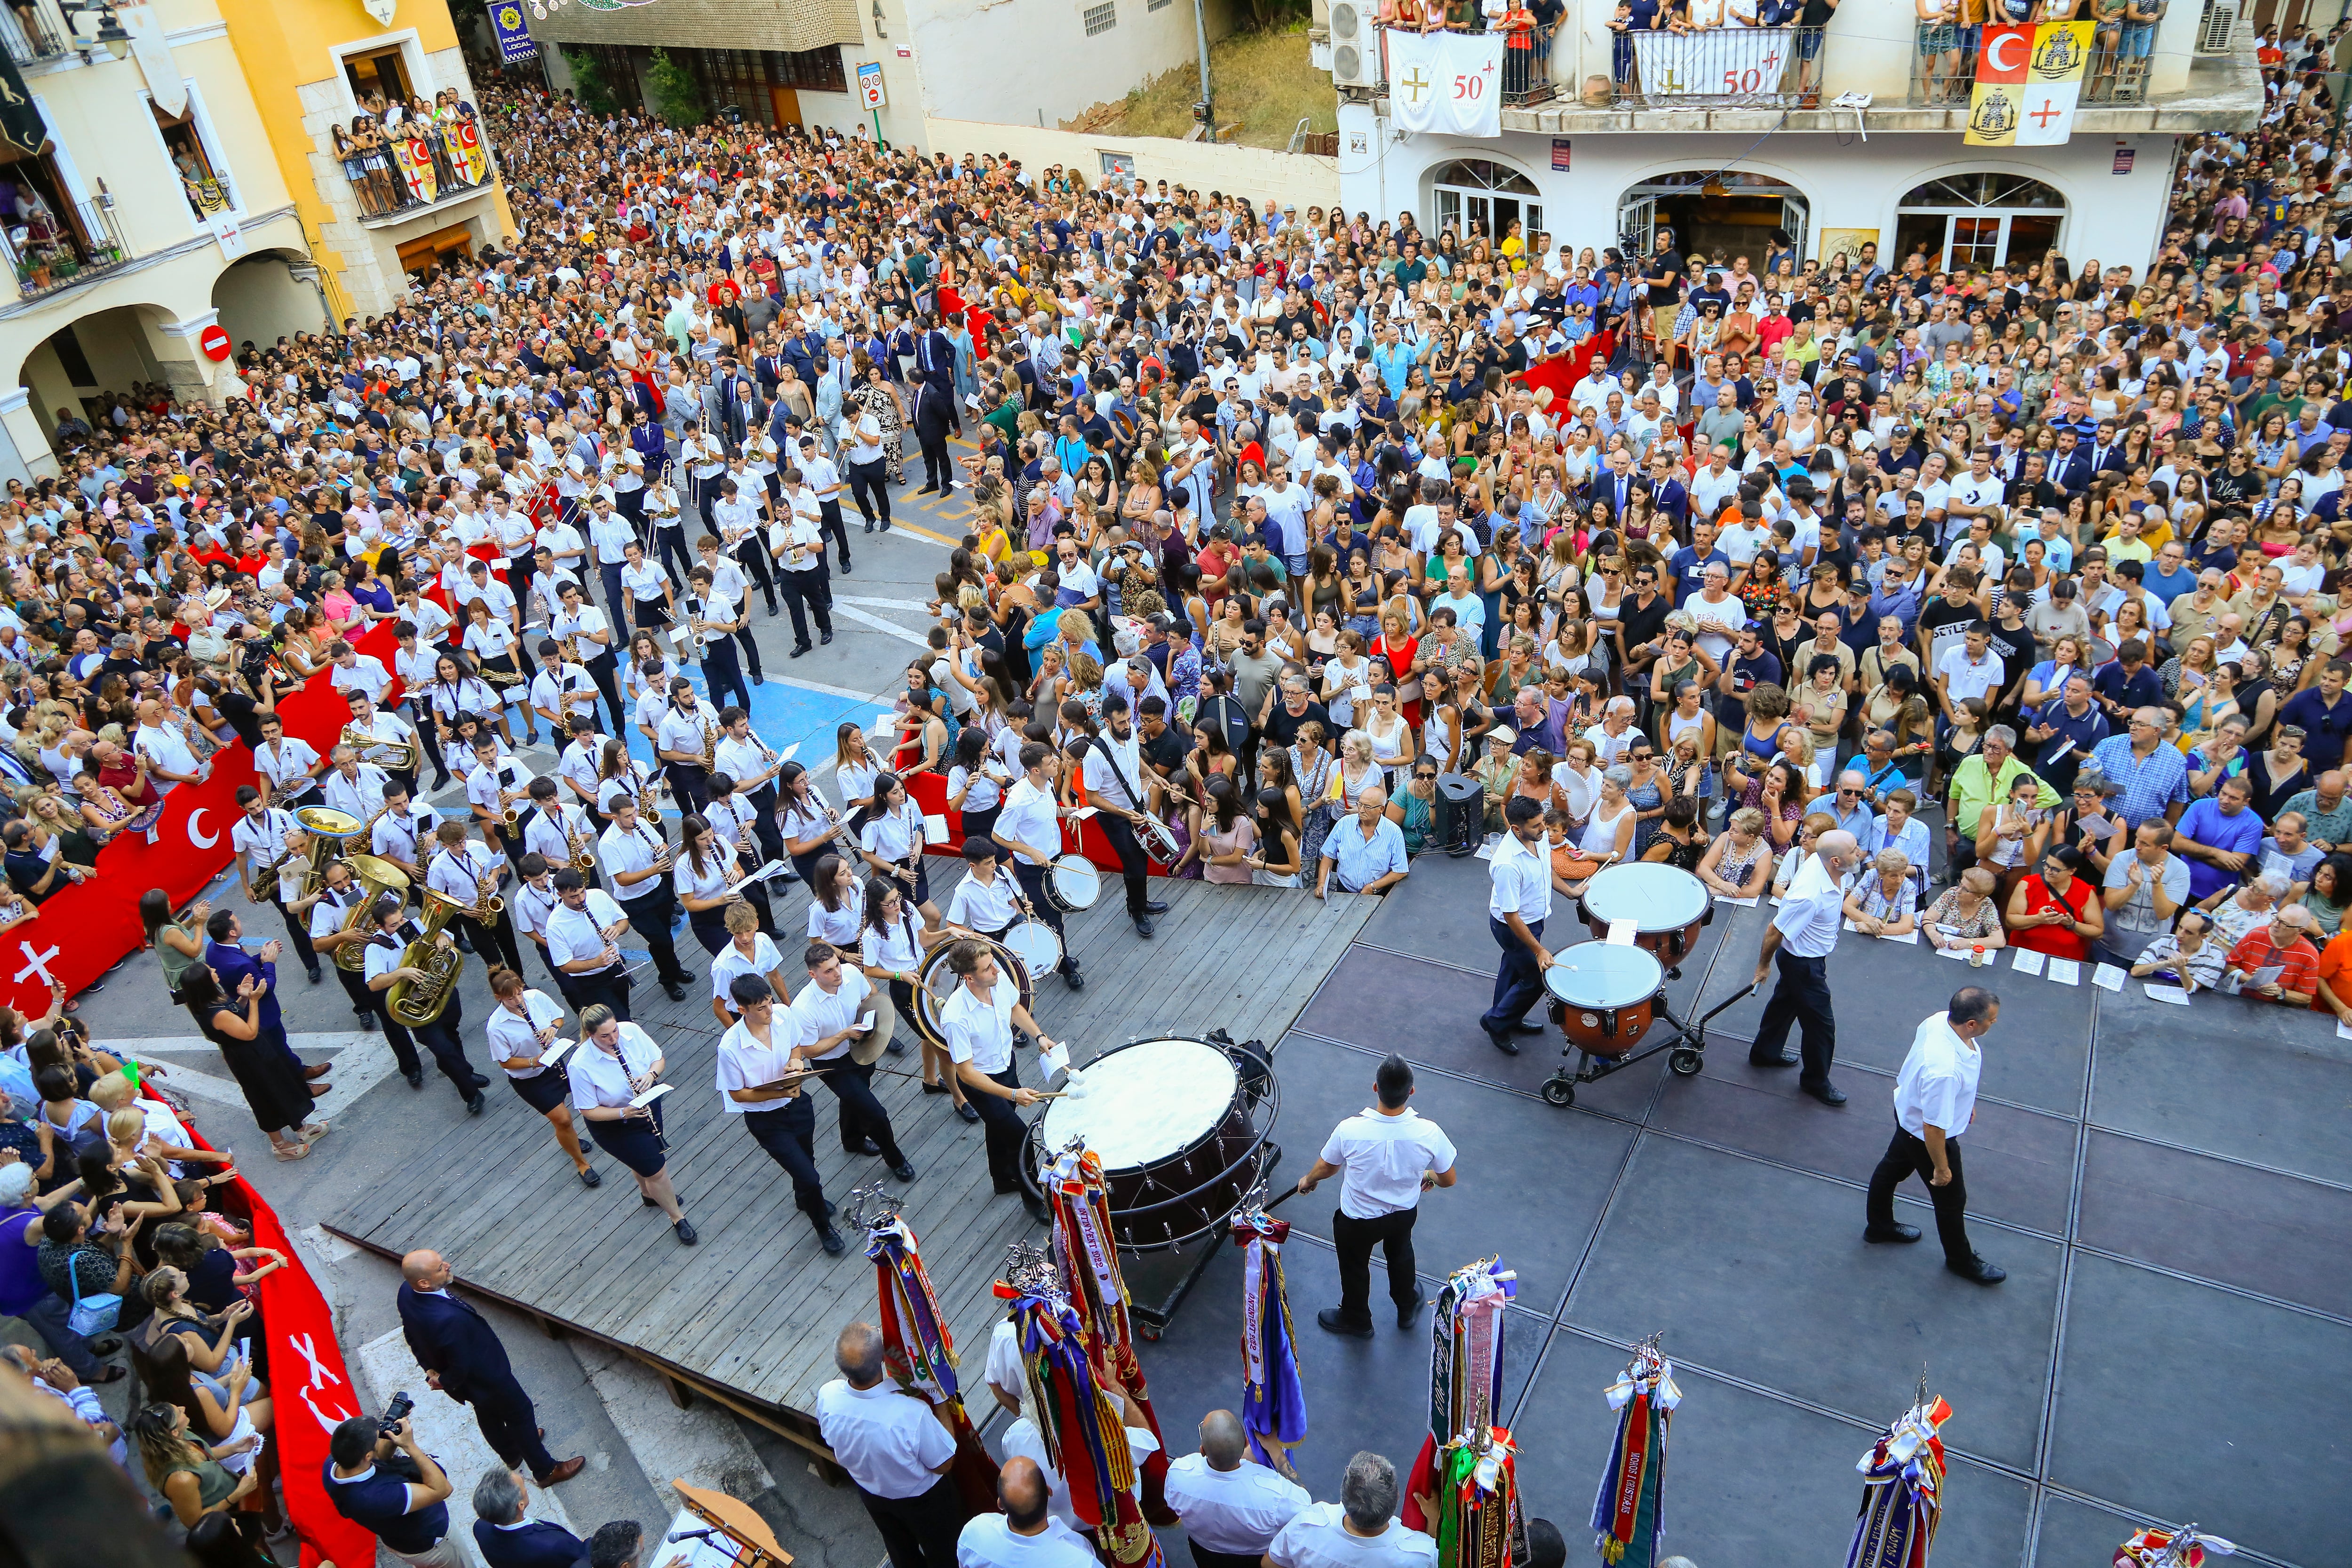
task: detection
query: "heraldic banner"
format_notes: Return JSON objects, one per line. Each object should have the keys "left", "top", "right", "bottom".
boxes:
{"left": 1630, "top": 28, "right": 1795, "bottom": 101}
{"left": 1965, "top": 22, "right": 2093, "bottom": 147}
{"left": 1386, "top": 29, "right": 1506, "bottom": 138}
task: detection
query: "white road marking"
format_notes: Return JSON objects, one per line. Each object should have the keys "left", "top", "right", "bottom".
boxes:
{"left": 830, "top": 602, "right": 932, "bottom": 648}
{"left": 570, "top": 1339, "right": 776, "bottom": 1501}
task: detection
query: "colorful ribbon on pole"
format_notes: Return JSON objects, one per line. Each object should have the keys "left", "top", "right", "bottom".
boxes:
{"left": 1403, "top": 1256, "right": 1518, "bottom": 1568}
{"left": 994, "top": 1280, "right": 1164, "bottom": 1568}
{"left": 1230, "top": 1205, "right": 1307, "bottom": 1474}
{"left": 1589, "top": 1341, "right": 1679, "bottom": 1567}
{"left": 1845, "top": 1395, "right": 1953, "bottom": 1568}
{"left": 863, "top": 1211, "right": 999, "bottom": 1515}
{"left": 2114, "top": 1525, "right": 2236, "bottom": 1568}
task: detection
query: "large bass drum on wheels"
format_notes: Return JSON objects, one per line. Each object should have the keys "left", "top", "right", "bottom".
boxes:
{"left": 1027, "top": 1034, "right": 1279, "bottom": 1250}
{"left": 909, "top": 935, "right": 1036, "bottom": 1049}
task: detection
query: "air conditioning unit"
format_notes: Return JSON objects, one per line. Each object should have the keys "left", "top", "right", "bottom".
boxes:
{"left": 2195, "top": 0, "right": 2235, "bottom": 55}
{"left": 1329, "top": 0, "right": 1382, "bottom": 89}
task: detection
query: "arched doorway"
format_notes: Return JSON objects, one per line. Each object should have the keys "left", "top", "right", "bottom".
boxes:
{"left": 1892, "top": 172, "right": 2066, "bottom": 273}
{"left": 1429, "top": 159, "right": 1543, "bottom": 250}
{"left": 212, "top": 249, "right": 326, "bottom": 349}
{"left": 1615, "top": 170, "right": 1808, "bottom": 275}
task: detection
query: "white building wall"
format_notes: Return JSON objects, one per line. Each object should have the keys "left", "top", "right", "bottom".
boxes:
{"left": 904, "top": 0, "right": 1235, "bottom": 126}
{"left": 1337, "top": 116, "right": 2177, "bottom": 269}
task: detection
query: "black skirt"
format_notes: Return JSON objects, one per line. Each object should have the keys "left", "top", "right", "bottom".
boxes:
{"left": 632, "top": 598, "right": 672, "bottom": 630}
{"left": 509, "top": 1069, "right": 569, "bottom": 1115}
{"left": 208, "top": 1018, "right": 315, "bottom": 1136}
{"left": 588, "top": 1103, "right": 667, "bottom": 1176}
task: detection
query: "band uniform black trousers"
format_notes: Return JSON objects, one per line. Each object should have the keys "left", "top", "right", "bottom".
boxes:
{"left": 565, "top": 962, "right": 632, "bottom": 1023}
{"left": 1867, "top": 1122, "right": 1976, "bottom": 1266}
{"left": 1010, "top": 860, "right": 1078, "bottom": 974}
{"left": 460, "top": 910, "right": 525, "bottom": 978}
{"left": 1096, "top": 813, "right": 1151, "bottom": 919}
{"left": 336, "top": 965, "right": 424, "bottom": 1076}
{"left": 667, "top": 760, "right": 712, "bottom": 821}
{"left": 617, "top": 886, "right": 691, "bottom": 987}
{"left": 778, "top": 562, "right": 834, "bottom": 650}
{"left": 734, "top": 535, "right": 780, "bottom": 617}
{"left": 700, "top": 637, "right": 753, "bottom": 716}
{"left": 1189, "top": 1546, "right": 1266, "bottom": 1568}
{"left": 847, "top": 459, "right": 892, "bottom": 528}
{"left": 743, "top": 785, "right": 788, "bottom": 868}
{"left": 412, "top": 994, "right": 480, "bottom": 1095}
{"left": 742, "top": 1095, "right": 831, "bottom": 1233}
{"left": 858, "top": 1473, "right": 961, "bottom": 1568}
{"left": 818, "top": 499, "right": 853, "bottom": 572}
{"left": 1480, "top": 915, "right": 1543, "bottom": 1034}
{"left": 1330, "top": 1205, "right": 1419, "bottom": 1330}
{"left": 819, "top": 1057, "right": 906, "bottom": 1161}
{"left": 583, "top": 651, "right": 627, "bottom": 740}
{"left": 973, "top": 1066, "right": 1031, "bottom": 1195}
{"left": 274, "top": 896, "right": 321, "bottom": 977}
{"left": 1752, "top": 948, "right": 1836, "bottom": 1090}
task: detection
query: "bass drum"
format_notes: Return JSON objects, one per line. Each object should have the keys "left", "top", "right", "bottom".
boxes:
{"left": 1579, "top": 862, "right": 1712, "bottom": 967}
{"left": 911, "top": 935, "right": 1035, "bottom": 1050}
{"left": 1034, "top": 1035, "right": 1274, "bottom": 1250}
{"left": 1543, "top": 941, "right": 1664, "bottom": 1059}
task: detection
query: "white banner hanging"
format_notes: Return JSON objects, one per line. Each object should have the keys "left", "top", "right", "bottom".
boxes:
{"left": 1385, "top": 29, "right": 1505, "bottom": 138}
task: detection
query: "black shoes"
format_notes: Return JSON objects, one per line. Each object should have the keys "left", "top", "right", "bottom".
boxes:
{"left": 403, "top": 1067, "right": 424, "bottom": 1089}
{"left": 1023, "top": 1197, "right": 1051, "bottom": 1226}
{"left": 643, "top": 1194, "right": 660, "bottom": 1208}
{"left": 863, "top": 521, "right": 875, "bottom": 533}
{"left": 1750, "top": 1051, "right": 1798, "bottom": 1068}
{"left": 1143, "top": 899, "right": 1170, "bottom": 914}
{"left": 846, "top": 1137, "right": 880, "bottom": 1155}
{"left": 1863, "top": 1223, "right": 1921, "bottom": 1244}
{"left": 922, "top": 1081, "right": 951, "bottom": 1095}
{"left": 675, "top": 1218, "right": 698, "bottom": 1246}
{"left": 1805, "top": 1082, "right": 1849, "bottom": 1106}
{"left": 465, "top": 1092, "right": 486, "bottom": 1116}
{"left": 1510, "top": 1020, "right": 1547, "bottom": 1035}
{"left": 889, "top": 1161, "right": 917, "bottom": 1181}
{"left": 578, "top": 1166, "right": 603, "bottom": 1188}
{"left": 663, "top": 981, "right": 690, "bottom": 1001}
{"left": 1135, "top": 916, "right": 1154, "bottom": 938}
{"left": 1061, "top": 966, "right": 1086, "bottom": 991}
{"left": 358, "top": 1011, "right": 378, "bottom": 1033}
{"left": 820, "top": 630, "right": 834, "bottom": 645}
{"left": 305, "top": 968, "right": 323, "bottom": 985}
{"left": 1316, "top": 1308, "right": 1373, "bottom": 1339}
{"left": 955, "top": 1103, "right": 980, "bottom": 1123}
{"left": 1484, "top": 1027, "right": 1519, "bottom": 1057}
{"left": 753, "top": 673, "right": 766, "bottom": 686}
{"left": 818, "top": 1226, "right": 846, "bottom": 1254}
{"left": 1947, "top": 1254, "right": 2006, "bottom": 1285}
{"left": 1397, "top": 1290, "right": 1426, "bottom": 1329}
{"left": 791, "top": 644, "right": 811, "bottom": 658}
{"left": 469, "top": 1073, "right": 491, "bottom": 1088}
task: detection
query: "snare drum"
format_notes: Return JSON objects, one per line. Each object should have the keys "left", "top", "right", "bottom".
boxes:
{"left": 1543, "top": 942, "right": 1664, "bottom": 1059}
{"left": 1046, "top": 852, "right": 1101, "bottom": 912}
{"left": 1037, "top": 1036, "right": 1266, "bottom": 1248}
{"left": 1001, "top": 919, "right": 1063, "bottom": 980}
{"left": 1579, "top": 863, "right": 1712, "bottom": 965}
{"left": 911, "top": 936, "right": 1036, "bottom": 1049}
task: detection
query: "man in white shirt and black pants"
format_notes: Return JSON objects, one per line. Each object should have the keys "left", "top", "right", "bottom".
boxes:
{"left": 1291, "top": 1054, "right": 1457, "bottom": 1338}
{"left": 1865, "top": 987, "right": 2006, "bottom": 1285}
{"left": 1748, "top": 828, "right": 1857, "bottom": 1106}
{"left": 596, "top": 796, "right": 695, "bottom": 1001}
{"left": 1160, "top": 1409, "right": 1310, "bottom": 1568}
{"left": 1478, "top": 797, "right": 1552, "bottom": 1054}
{"left": 992, "top": 742, "right": 1084, "bottom": 990}
{"left": 1072, "top": 695, "right": 1171, "bottom": 938}
{"left": 816, "top": 1321, "right": 961, "bottom": 1568}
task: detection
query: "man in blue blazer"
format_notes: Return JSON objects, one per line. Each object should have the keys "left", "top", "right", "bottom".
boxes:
{"left": 472, "top": 1465, "right": 589, "bottom": 1568}
{"left": 399, "top": 1250, "right": 586, "bottom": 1488}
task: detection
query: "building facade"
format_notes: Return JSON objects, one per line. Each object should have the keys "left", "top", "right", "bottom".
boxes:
{"left": 0, "top": 0, "right": 311, "bottom": 482}
{"left": 1331, "top": 1, "right": 2259, "bottom": 277}
{"left": 222, "top": 0, "right": 514, "bottom": 324}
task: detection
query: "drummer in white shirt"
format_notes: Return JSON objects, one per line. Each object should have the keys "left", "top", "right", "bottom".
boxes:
{"left": 1160, "top": 1411, "right": 1311, "bottom": 1568}
{"left": 859, "top": 875, "right": 970, "bottom": 1119}
{"left": 1477, "top": 798, "right": 1554, "bottom": 1055}
{"left": 716, "top": 973, "right": 841, "bottom": 1252}
{"left": 484, "top": 966, "right": 600, "bottom": 1187}
{"left": 939, "top": 938, "right": 1060, "bottom": 1223}
{"left": 793, "top": 939, "right": 915, "bottom": 1183}
{"left": 990, "top": 741, "right": 1084, "bottom": 988}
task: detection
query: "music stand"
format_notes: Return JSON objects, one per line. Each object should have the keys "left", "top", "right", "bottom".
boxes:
{"left": 669, "top": 1479, "right": 793, "bottom": 1568}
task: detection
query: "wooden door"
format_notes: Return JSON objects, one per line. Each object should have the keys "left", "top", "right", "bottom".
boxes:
{"left": 769, "top": 86, "right": 800, "bottom": 127}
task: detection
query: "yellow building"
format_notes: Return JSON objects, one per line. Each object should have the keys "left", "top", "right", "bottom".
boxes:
{"left": 221, "top": 0, "right": 514, "bottom": 326}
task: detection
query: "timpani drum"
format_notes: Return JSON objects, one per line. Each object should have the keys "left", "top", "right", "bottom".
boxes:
{"left": 911, "top": 936, "right": 1037, "bottom": 1049}
{"left": 1035, "top": 1035, "right": 1273, "bottom": 1249}
{"left": 1045, "top": 852, "right": 1101, "bottom": 912}
{"left": 1543, "top": 943, "right": 1665, "bottom": 1059}
{"left": 1578, "top": 863, "right": 1712, "bottom": 967}
{"left": 1001, "top": 919, "right": 1063, "bottom": 980}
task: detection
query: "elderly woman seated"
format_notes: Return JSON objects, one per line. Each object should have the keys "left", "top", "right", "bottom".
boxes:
{"left": 1841, "top": 848, "right": 1919, "bottom": 938}
{"left": 2198, "top": 871, "right": 2286, "bottom": 953}
{"left": 1921, "top": 866, "right": 2009, "bottom": 953}
{"left": 1696, "top": 806, "right": 1775, "bottom": 901}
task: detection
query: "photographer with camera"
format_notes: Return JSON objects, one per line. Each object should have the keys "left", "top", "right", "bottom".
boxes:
{"left": 323, "top": 1404, "right": 459, "bottom": 1567}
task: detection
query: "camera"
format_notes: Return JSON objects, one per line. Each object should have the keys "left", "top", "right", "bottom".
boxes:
{"left": 377, "top": 1391, "right": 413, "bottom": 1436}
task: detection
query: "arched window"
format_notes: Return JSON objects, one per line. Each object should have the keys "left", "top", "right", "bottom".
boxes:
{"left": 1894, "top": 173, "right": 2067, "bottom": 272}
{"left": 1430, "top": 159, "right": 1543, "bottom": 249}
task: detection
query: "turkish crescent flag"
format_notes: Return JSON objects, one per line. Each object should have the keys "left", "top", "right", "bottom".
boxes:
{"left": 1979, "top": 25, "right": 2032, "bottom": 83}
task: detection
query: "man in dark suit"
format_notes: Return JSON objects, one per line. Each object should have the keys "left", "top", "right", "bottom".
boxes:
{"left": 911, "top": 310, "right": 959, "bottom": 495}
{"left": 203, "top": 909, "right": 323, "bottom": 1081}
{"left": 398, "top": 1250, "right": 586, "bottom": 1488}
{"left": 472, "top": 1465, "right": 589, "bottom": 1568}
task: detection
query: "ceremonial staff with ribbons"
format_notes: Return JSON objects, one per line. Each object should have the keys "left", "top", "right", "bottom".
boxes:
{"left": 851, "top": 1185, "right": 1000, "bottom": 1515}
{"left": 2114, "top": 1524, "right": 2235, "bottom": 1568}
{"left": 1846, "top": 1385, "right": 1953, "bottom": 1568}
{"left": 1589, "top": 1337, "right": 1678, "bottom": 1568}
{"left": 1402, "top": 1257, "right": 1522, "bottom": 1568}
{"left": 1231, "top": 1189, "right": 1308, "bottom": 1478}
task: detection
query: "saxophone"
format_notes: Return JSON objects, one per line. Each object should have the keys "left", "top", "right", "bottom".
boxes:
{"left": 636, "top": 764, "right": 663, "bottom": 826}
{"left": 472, "top": 861, "right": 507, "bottom": 920}
{"left": 700, "top": 714, "right": 719, "bottom": 771}
{"left": 564, "top": 811, "right": 597, "bottom": 873}
{"left": 387, "top": 892, "right": 466, "bottom": 1027}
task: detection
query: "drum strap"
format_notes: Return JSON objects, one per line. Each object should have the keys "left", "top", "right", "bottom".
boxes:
{"left": 1086, "top": 734, "right": 1147, "bottom": 812}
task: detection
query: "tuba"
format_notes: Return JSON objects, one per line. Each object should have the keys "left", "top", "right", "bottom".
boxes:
{"left": 342, "top": 723, "right": 419, "bottom": 774}
{"left": 387, "top": 889, "right": 468, "bottom": 1027}
{"left": 331, "top": 854, "right": 410, "bottom": 974}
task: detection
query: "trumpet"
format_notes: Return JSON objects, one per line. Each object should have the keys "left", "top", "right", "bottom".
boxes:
{"left": 342, "top": 723, "right": 419, "bottom": 774}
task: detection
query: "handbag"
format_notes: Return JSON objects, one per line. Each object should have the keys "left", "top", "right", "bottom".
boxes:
{"left": 66, "top": 1250, "right": 120, "bottom": 1337}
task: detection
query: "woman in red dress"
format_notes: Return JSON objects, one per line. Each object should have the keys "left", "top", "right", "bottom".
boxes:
{"left": 2003, "top": 844, "right": 2105, "bottom": 961}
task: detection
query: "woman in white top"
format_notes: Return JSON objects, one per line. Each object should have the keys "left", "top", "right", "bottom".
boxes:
{"left": 1320, "top": 632, "right": 1375, "bottom": 731}
{"left": 423, "top": 652, "right": 502, "bottom": 753}
{"left": 1360, "top": 684, "right": 1414, "bottom": 789}
{"left": 564, "top": 1004, "right": 693, "bottom": 1242}
{"left": 857, "top": 771, "right": 942, "bottom": 926}
{"left": 677, "top": 813, "right": 755, "bottom": 956}
{"left": 806, "top": 852, "right": 867, "bottom": 945}
{"left": 1550, "top": 736, "right": 1602, "bottom": 831}
{"left": 1330, "top": 729, "right": 1384, "bottom": 812}
{"left": 460, "top": 599, "right": 536, "bottom": 744}
{"left": 834, "top": 721, "right": 881, "bottom": 828}
{"left": 595, "top": 738, "right": 660, "bottom": 833}
{"left": 859, "top": 880, "right": 957, "bottom": 1101}
{"left": 943, "top": 727, "right": 1005, "bottom": 847}
{"left": 778, "top": 762, "right": 846, "bottom": 885}
{"left": 485, "top": 966, "right": 597, "bottom": 1183}
{"left": 617, "top": 540, "right": 673, "bottom": 635}
{"left": 1580, "top": 764, "right": 1637, "bottom": 864}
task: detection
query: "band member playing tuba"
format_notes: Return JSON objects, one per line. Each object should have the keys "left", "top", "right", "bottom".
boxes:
{"left": 363, "top": 893, "right": 486, "bottom": 1113}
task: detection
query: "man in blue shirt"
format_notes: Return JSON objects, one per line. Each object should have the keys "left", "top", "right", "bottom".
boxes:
{"left": 324, "top": 1415, "right": 457, "bottom": 1564}
{"left": 1667, "top": 519, "right": 1730, "bottom": 607}
{"left": 2280, "top": 660, "right": 2352, "bottom": 770}
{"left": 2023, "top": 674, "right": 2109, "bottom": 793}
{"left": 1315, "top": 788, "right": 1411, "bottom": 898}
{"left": 2091, "top": 639, "right": 2164, "bottom": 724}
{"left": 2173, "top": 774, "right": 2265, "bottom": 901}
{"left": 2140, "top": 539, "right": 2198, "bottom": 605}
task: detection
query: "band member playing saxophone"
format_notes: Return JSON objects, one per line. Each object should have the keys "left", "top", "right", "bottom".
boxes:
{"left": 522, "top": 776, "right": 604, "bottom": 892}
{"left": 428, "top": 820, "right": 524, "bottom": 974}
{"left": 654, "top": 676, "right": 724, "bottom": 820}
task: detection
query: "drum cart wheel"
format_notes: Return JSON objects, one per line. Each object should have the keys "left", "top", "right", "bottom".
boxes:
{"left": 1540, "top": 1077, "right": 1575, "bottom": 1106}
{"left": 1538, "top": 982, "right": 1756, "bottom": 1108}
{"left": 1668, "top": 1047, "right": 1703, "bottom": 1077}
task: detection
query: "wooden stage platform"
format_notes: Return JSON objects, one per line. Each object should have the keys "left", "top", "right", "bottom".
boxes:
{"left": 324, "top": 875, "right": 1377, "bottom": 1453}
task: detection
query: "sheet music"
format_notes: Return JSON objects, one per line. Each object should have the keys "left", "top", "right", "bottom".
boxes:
{"left": 539, "top": 1038, "right": 578, "bottom": 1069}
{"left": 2144, "top": 983, "right": 2192, "bottom": 1006}
{"left": 1039, "top": 1040, "right": 1071, "bottom": 1080}
{"left": 2091, "top": 963, "right": 2126, "bottom": 993}
{"left": 923, "top": 814, "right": 949, "bottom": 844}
{"left": 2046, "top": 958, "right": 2081, "bottom": 986}
{"left": 1606, "top": 919, "right": 1637, "bottom": 946}
{"left": 629, "top": 1082, "right": 675, "bottom": 1108}
{"left": 855, "top": 1011, "right": 875, "bottom": 1034}
{"left": 2010, "top": 949, "right": 2045, "bottom": 977}
{"left": 1716, "top": 895, "right": 1759, "bottom": 907}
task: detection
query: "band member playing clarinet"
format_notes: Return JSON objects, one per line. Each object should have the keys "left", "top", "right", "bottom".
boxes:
{"left": 716, "top": 975, "right": 841, "bottom": 1254}
{"left": 544, "top": 869, "right": 635, "bottom": 1020}
{"left": 596, "top": 795, "right": 695, "bottom": 1001}
{"left": 565, "top": 1004, "right": 695, "bottom": 1245}
{"left": 856, "top": 772, "right": 943, "bottom": 929}
{"left": 1074, "top": 693, "right": 1171, "bottom": 939}
{"left": 485, "top": 967, "right": 600, "bottom": 1188}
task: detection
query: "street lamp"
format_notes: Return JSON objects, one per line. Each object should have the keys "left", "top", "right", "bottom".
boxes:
{"left": 61, "top": 0, "right": 130, "bottom": 60}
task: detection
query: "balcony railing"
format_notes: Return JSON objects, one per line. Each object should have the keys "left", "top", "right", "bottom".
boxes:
{"left": 7, "top": 197, "right": 131, "bottom": 300}
{"left": 342, "top": 116, "right": 501, "bottom": 223}
{"left": 1606, "top": 24, "right": 1828, "bottom": 109}
{"left": 1910, "top": 43, "right": 2155, "bottom": 106}
{"left": 0, "top": 0, "right": 68, "bottom": 66}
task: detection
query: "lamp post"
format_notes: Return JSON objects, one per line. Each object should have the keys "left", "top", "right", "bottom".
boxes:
{"left": 61, "top": 0, "right": 129, "bottom": 61}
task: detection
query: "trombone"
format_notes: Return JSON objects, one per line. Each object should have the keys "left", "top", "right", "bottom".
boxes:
{"left": 341, "top": 723, "right": 419, "bottom": 774}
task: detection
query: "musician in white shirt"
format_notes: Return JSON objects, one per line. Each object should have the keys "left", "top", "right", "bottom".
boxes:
{"left": 678, "top": 568, "right": 754, "bottom": 716}
{"left": 691, "top": 533, "right": 767, "bottom": 686}
{"left": 319, "top": 747, "right": 390, "bottom": 822}
{"left": 939, "top": 938, "right": 1060, "bottom": 1224}
{"left": 426, "top": 820, "right": 525, "bottom": 974}
{"left": 342, "top": 690, "right": 421, "bottom": 800}
{"left": 655, "top": 677, "right": 723, "bottom": 819}
{"left": 714, "top": 974, "right": 839, "bottom": 1251}
{"left": 709, "top": 901, "right": 791, "bottom": 1027}
{"left": 944, "top": 838, "right": 1024, "bottom": 939}
{"left": 362, "top": 892, "right": 485, "bottom": 1113}
{"left": 793, "top": 940, "right": 916, "bottom": 1178}
{"left": 565, "top": 1004, "right": 695, "bottom": 1244}
{"left": 957, "top": 1461, "right": 1100, "bottom": 1568}
{"left": 556, "top": 717, "right": 607, "bottom": 819}
{"left": 713, "top": 707, "right": 787, "bottom": 866}
{"left": 464, "top": 735, "right": 532, "bottom": 867}
{"left": 251, "top": 715, "right": 322, "bottom": 807}
{"left": 1073, "top": 694, "right": 1168, "bottom": 936}
{"left": 528, "top": 650, "right": 603, "bottom": 740}
{"left": 768, "top": 471, "right": 835, "bottom": 654}
{"left": 990, "top": 742, "right": 1083, "bottom": 988}
{"left": 858, "top": 772, "right": 942, "bottom": 927}
{"left": 367, "top": 780, "right": 438, "bottom": 883}
{"left": 1160, "top": 1411, "right": 1310, "bottom": 1568}
{"left": 230, "top": 788, "right": 321, "bottom": 981}
{"left": 485, "top": 967, "right": 599, "bottom": 1186}
{"left": 543, "top": 869, "right": 635, "bottom": 1024}
{"left": 520, "top": 777, "right": 599, "bottom": 889}
{"left": 505, "top": 856, "right": 574, "bottom": 998}
{"left": 596, "top": 795, "right": 694, "bottom": 999}
{"left": 551, "top": 581, "right": 624, "bottom": 738}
